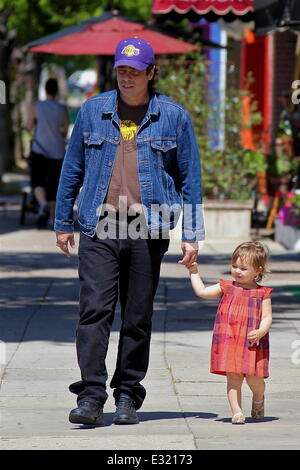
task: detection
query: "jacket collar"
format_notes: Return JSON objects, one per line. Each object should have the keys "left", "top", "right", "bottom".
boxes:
{"left": 101, "top": 89, "right": 160, "bottom": 118}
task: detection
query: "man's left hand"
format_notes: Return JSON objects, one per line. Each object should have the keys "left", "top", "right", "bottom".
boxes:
{"left": 178, "top": 241, "right": 199, "bottom": 268}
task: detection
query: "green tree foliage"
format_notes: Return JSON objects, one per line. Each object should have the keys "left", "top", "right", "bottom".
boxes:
{"left": 112, "top": 0, "right": 152, "bottom": 21}
{"left": 0, "top": 0, "right": 102, "bottom": 43}
{"left": 0, "top": 0, "right": 153, "bottom": 179}
{"left": 0, "top": 0, "right": 152, "bottom": 44}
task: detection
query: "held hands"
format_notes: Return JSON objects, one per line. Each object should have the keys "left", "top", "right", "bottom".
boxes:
{"left": 187, "top": 262, "right": 198, "bottom": 274}
{"left": 56, "top": 231, "right": 75, "bottom": 257}
{"left": 178, "top": 242, "right": 199, "bottom": 268}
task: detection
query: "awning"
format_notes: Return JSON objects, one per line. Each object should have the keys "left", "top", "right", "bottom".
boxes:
{"left": 152, "top": 1, "right": 254, "bottom": 22}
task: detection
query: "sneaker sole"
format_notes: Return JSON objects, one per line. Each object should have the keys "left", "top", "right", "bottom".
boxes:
{"left": 69, "top": 413, "right": 104, "bottom": 425}
{"left": 113, "top": 417, "right": 139, "bottom": 425}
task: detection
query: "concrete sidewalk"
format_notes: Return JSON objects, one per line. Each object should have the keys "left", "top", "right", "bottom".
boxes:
{"left": 0, "top": 209, "right": 300, "bottom": 450}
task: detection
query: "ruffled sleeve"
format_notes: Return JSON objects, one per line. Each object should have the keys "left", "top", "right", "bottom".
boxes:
{"left": 219, "top": 279, "right": 232, "bottom": 294}
{"left": 263, "top": 287, "right": 273, "bottom": 299}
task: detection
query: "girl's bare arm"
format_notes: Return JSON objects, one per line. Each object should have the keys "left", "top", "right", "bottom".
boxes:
{"left": 248, "top": 297, "right": 272, "bottom": 344}
{"left": 188, "top": 264, "right": 223, "bottom": 299}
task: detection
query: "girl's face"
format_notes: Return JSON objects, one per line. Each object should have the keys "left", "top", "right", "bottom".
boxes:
{"left": 231, "top": 257, "right": 261, "bottom": 286}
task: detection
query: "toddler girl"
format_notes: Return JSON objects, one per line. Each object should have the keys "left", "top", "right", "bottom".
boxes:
{"left": 188, "top": 241, "right": 273, "bottom": 424}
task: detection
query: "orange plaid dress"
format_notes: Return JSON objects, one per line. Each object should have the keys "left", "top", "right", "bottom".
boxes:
{"left": 210, "top": 279, "right": 273, "bottom": 378}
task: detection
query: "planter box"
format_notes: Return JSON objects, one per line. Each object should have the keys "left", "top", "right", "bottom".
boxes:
{"left": 203, "top": 199, "right": 254, "bottom": 240}
{"left": 275, "top": 219, "right": 300, "bottom": 251}
{"left": 170, "top": 199, "right": 254, "bottom": 241}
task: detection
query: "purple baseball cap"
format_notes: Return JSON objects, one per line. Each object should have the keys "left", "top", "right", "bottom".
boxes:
{"left": 114, "top": 37, "right": 154, "bottom": 71}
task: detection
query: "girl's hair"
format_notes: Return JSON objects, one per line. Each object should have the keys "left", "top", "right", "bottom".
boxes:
{"left": 231, "top": 241, "right": 270, "bottom": 282}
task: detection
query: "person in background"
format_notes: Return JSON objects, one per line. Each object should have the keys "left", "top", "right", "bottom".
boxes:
{"left": 278, "top": 89, "right": 300, "bottom": 188}
{"left": 27, "top": 78, "right": 69, "bottom": 228}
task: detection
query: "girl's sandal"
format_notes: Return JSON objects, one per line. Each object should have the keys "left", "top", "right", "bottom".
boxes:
{"left": 232, "top": 412, "right": 245, "bottom": 424}
{"left": 251, "top": 397, "right": 264, "bottom": 420}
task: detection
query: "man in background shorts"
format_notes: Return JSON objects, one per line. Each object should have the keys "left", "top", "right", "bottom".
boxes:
{"left": 27, "top": 78, "right": 69, "bottom": 227}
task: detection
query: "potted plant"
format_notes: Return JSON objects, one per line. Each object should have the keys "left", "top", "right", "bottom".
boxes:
{"left": 243, "top": 148, "right": 268, "bottom": 195}
{"left": 275, "top": 190, "right": 300, "bottom": 250}
{"left": 267, "top": 104, "right": 299, "bottom": 195}
{"left": 276, "top": 114, "right": 293, "bottom": 158}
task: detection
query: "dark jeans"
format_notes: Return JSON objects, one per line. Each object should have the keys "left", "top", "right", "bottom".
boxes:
{"left": 69, "top": 228, "right": 169, "bottom": 410}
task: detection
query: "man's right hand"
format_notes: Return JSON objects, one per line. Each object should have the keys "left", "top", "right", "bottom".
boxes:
{"left": 56, "top": 231, "right": 75, "bottom": 257}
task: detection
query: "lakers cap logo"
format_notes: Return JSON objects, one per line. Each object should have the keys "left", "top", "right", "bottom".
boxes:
{"left": 121, "top": 45, "right": 140, "bottom": 57}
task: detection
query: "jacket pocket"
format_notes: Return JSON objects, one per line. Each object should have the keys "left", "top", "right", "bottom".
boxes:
{"left": 83, "top": 132, "right": 105, "bottom": 147}
{"left": 150, "top": 139, "right": 177, "bottom": 172}
{"left": 150, "top": 139, "right": 178, "bottom": 205}
{"left": 83, "top": 132, "right": 105, "bottom": 163}
{"left": 150, "top": 139, "right": 177, "bottom": 153}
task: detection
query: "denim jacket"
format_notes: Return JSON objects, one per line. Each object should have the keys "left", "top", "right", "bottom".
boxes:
{"left": 54, "top": 89, "right": 205, "bottom": 241}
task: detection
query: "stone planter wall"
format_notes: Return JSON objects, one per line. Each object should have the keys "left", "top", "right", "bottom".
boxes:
{"left": 203, "top": 199, "right": 254, "bottom": 240}
{"left": 170, "top": 199, "right": 254, "bottom": 241}
{"left": 275, "top": 219, "right": 300, "bottom": 251}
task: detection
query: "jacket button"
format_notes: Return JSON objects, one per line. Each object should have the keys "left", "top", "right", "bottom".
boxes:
{"left": 108, "top": 162, "right": 112, "bottom": 166}
{"left": 114, "top": 137, "right": 118, "bottom": 141}
{"left": 101, "top": 185, "right": 106, "bottom": 189}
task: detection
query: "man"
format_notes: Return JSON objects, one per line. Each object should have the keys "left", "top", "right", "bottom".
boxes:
{"left": 27, "top": 78, "right": 69, "bottom": 228}
{"left": 55, "top": 38, "right": 204, "bottom": 426}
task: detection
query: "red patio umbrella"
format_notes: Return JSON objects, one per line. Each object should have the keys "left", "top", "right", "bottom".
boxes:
{"left": 28, "top": 15, "right": 199, "bottom": 56}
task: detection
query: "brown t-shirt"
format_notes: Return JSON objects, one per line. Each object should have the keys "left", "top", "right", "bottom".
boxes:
{"left": 105, "top": 97, "right": 148, "bottom": 214}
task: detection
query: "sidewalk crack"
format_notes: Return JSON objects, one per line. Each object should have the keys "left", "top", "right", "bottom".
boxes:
{"left": 162, "top": 278, "right": 198, "bottom": 450}
{"left": 0, "top": 280, "right": 54, "bottom": 390}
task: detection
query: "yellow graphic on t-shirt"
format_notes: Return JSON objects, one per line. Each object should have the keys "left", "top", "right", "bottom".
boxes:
{"left": 120, "top": 120, "right": 138, "bottom": 141}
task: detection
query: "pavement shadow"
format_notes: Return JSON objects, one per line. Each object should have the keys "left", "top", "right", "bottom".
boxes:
{"left": 165, "top": 253, "right": 230, "bottom": 266}
{"left": 216, "top": 416, "right": 280, "bottom": 424}
{"left": 0, "top": 207, "right": 44, "bottom": 236}
{"left": 0, "top": 251, "right": 78, "bottom": 271}
{"left": 1, "top": 247, "right": 299, "bottom": 343}
{"left": 0, "top": 208, "right": 81, "bottom": 236}
{"left": 1, "top": 274, "right": 299, "bottom": 343}
{"left": 70, "top": 411, "right": 218, "bottom": 429}
{"left": 165, "top": 251, "right": 300, "bottom": 266}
